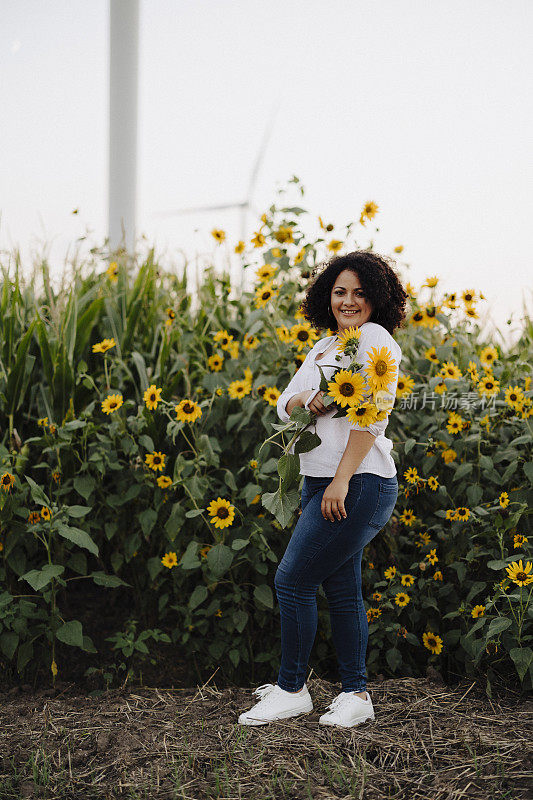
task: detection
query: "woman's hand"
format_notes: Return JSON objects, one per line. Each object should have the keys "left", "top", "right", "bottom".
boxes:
{"left": 301, "top": 389, "right": 331, "bottom": 416}
{"left": 321, "top": 477, "right": 350, "bottom": 521}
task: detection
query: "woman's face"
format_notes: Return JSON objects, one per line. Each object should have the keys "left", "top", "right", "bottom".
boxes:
{"left": 330, "top": 269, "right": 373, "bottom": 334}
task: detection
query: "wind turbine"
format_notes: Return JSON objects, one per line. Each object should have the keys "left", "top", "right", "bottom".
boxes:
{"left": 151, "top": 106, "right": 278, "bottom": 292}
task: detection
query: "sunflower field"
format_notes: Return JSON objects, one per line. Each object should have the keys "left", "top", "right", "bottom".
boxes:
{"left": 0, "top": 183, "right": 532, "bottom": 697}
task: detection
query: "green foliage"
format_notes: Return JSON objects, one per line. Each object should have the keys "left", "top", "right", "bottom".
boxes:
{"left": 0, "top": 183, "right": 532, "bottom": 695}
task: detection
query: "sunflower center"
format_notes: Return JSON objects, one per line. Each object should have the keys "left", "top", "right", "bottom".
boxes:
{"left": 516, "top": 572, "right": 527, "bottom": 581}
{"left": 184, "top": 403, "right": 194, "bottom": 413}
{"left": 486, "top": 382, "right": 494, "bottom": 390}
{"left": 261, "top": 292, "right": 270, "bottom": 300}
{"left": 355, "top": 407, "right": 366, "bottom": 417}
{"left": 217, "top": 508, "right": 229, "bottom": 519}
{"left": 150, "top": 393, "right": 156, "bottom": 401}
{"left": 297, "top": 331, "right": 309, "bottom": 342}
{"left": 340, "top": 383, "right": 354, "bottom": 397}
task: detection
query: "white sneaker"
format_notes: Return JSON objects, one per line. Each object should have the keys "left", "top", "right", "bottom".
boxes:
{"left": 318, "top": 690, "right": 375, "bottom": 728}
{"left": 238, "top": 683, "right": 313, "bottom": 726}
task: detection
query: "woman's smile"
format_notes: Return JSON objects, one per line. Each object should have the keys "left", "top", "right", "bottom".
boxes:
{"left": 331, "top": 269, "right": 373, "bottom": 333}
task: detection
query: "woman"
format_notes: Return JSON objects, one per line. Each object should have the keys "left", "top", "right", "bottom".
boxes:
{"left": 238, "top": 251, "right": 408, "bottom": 728}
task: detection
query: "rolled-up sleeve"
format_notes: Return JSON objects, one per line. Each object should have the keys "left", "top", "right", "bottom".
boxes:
{"left": 276, "top": 354, "right": 313, "bottom": 422}
{"left": 347, "top": 329, "right": 401, "bottom": 436}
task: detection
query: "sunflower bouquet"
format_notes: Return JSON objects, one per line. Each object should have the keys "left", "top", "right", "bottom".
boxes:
{"left": 261, "top": 325, "right": 398, "bottom": 527}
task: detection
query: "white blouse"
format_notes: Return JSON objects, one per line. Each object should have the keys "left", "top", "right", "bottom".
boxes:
{"left": 276, "top": 321, "right": 403, "bottom": 478}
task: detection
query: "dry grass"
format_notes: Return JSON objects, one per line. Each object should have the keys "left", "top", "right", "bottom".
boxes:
{"left": 1, "top": 672, "right": 531, "bottom": 800}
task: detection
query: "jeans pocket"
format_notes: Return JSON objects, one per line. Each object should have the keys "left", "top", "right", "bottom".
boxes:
{"left": 368, "top": 484, "right": 398, "bottom": 530}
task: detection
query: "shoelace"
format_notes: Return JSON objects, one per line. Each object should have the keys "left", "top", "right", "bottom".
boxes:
{"left": 324, "top": 693, "right": 359, "bottom": 714}
{"left": 252, "top": 683, "right": 277, "bottom": 702}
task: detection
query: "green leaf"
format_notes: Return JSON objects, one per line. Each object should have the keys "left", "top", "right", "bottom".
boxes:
{"left": 486, "top": 617, "right": 512, "bottom": 638}
{"left": 466, "top": 484, "right": 483, "bottom": 507}
{"left": 262, "top": 488, "right": 300, "bottom": 529}
{"left": 509, "top": 647, "right": 533, "bottom": 682}
{"left": 233, "top": 609, "right": 249, "bottom": 633}
{"left": 386, "top": 647, "right": 402, "bottom": 671}
{"left": 523, "top": 462, "right": 533, "bottom": 485}
{"left": 294, "top": 430, "right": 321, "bottom": 454}
{"left": 404, "top": 438, "right": 416, "bottom": 455}
{"left": 184, "top": 509, "right": 204, "bottom": 518}
{"left": 277, "top": 452, "right": 300, "bottom": 486}
{"left": 73, "top": 475, "right": 96, "bottom": 501}
{"left": 453, "top": 463, "right": 473, "bottom": 482}
{"left": 254, "top": 584, "right": 273, "bottom": 609}
{"left": 139, "top": 508, "right": 157, "bottom": 536}
{"left": 189, "top": 585, "right": 208, "bottom": 610}
{"left": 206, "top": 544, "right": 233, "bottom": 577}
{"left": 18, "top": 564, "right": 64, "bottom": 592}
{"left": 179, "top": 541, "right": 201, "bottom": 570}
{"left": 90, "top": 571, "right": 130, "bottom": 588}
{"left": 165, "top": 503, "right": 185, "bottom": 540}
{"left": 66, "top": 505, "right": 92, "bottom": 518}
{"left": 231, "top": 539, "right": 249, "bottom": 551}
{"left": 55, "top": 620, "right": 84, "bottom": 648}
{"left": 24, "top": 476, "right": 50, "bottom": 507}
{"left": 56, "top": 522, "right": 99, "bottom": 556}
{"left": 139, "top": 434, "right": 155, "bottom": 452}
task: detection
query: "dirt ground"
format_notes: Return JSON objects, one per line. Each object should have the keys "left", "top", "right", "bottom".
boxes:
{"left": 1, "top": 672, "right": 532, "bottom": 800}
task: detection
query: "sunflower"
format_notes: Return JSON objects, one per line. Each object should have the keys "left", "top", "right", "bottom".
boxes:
{"left": 363, "top": 345, "right": 397, "bottom": 393}
{"left": 446, "top": 411, "right": 464, "bottom": 435}
{"left": 424, "top": 276, "right": 439, "bottom": 288}
{"left": 336, "top": 325, "right": 362, "bottom": 353}
{"left": 434, "top": 380, "right": 448, "bottom": 395}
{"left": 420, "top": 305, "right": 442, "bottom": 329}
{"left": 263, "top": 387, "right": 281, "bottom": 406}
{"left": 290, "top": 322, "right": 321, "bottom": 352}
{"left": 37, "top": 417, "right": 49, "bottom": 427}
{"left": 145, "top": 451, "right": 166, "bottom": 472}
{"left": 395, "top": 592, "right": 410, "bottom": 607}
{"left": 499, "top": 492, "right": 510, "bottom": 508}
{"left": 93, "top": 338, "right": 116, "bottom": 354}
{"left": 423, "top": 631, "right": 443, "bottom": 654}
{"left": 425, "top": 346, "right": 439, "bottom": 363}
{"left": 213, "top": 329, "right": 234, "bottom": 350}
{"left": 384, "top": 565, "right": 397, "bottom": 579}
{"left": 427, "top": 476, "right": 439, "bottom": 491}
{"left": 394, "top": 245, "right": 404, "bottom": 253}
{"left": 410, "top": 310, "right": 425, "bottom": 326}
{"left": 514, "top": 533, "right": 528, "bottom": 549}
{"left": 40, "top": 507, "right": 51, "bottom": 521}
{"left": 366, "top": 607, "right": 381, "bottom": 622}
{"left": 439, "top": 361, "right": 462, "bottom": 380}
{"left": 372, "top": 592, "right": 382, "bottom": 602}
{"left": 477, "top": 374, "right": 500, "bottom": 398}
{"left": 505, "top": 559, "right": 533, "bottom": 587}
{"left": 251, "top": 230, "right": 266, "bottom": 248}
{"left": 207, "top": 497, "right": 236, "bottom": 529}
{"left": 165, "top": 308, "right": 176, "bottom": 328}
{"left": 234, "top": 240, "right": 245, "bottom": 254}
{"left": 462, "top": 289, "right": 476, "bottom": 304}
{"left": 144, "top": 384, "right": 162, "bottom": 411}
{"left": 401, "top": 574, "right": 415, "bottom": 587}
{"left": 106, "top": 262, "right": 119, "bottom": 282}
{"left": 101, "top": 393, "right": 123, "bottom": 414}
{"left": 211, "top": 228, "right": 226, "bottom": 243}
{"left": 327, "top": 239, "right": 343, "bottom": 253}
{"left": 418, "top": 531, "right": 431, "bottom": 545}
{"left": 293, "top": 247, "right": 305, "bottom": 266}
{"left": 157, "top": 475, "right": 172, "bottom": 489}
{"left": 445, "top": 509, "right": 457, "bottom": 521}
{"left": 399, "top": 509, "right": 416, "bottom": 527}
{"left": 359, "top": 201, "right": 379, "bottom": 225}
{"left": 396, "top": 375, "right": 415, "bottom": 397}
{"left": 504, "top": 385, "right": 524, "bottom": 409}
{"left": 227, "top": 379, "right": 252, "bottom": 400}
{"left": 1, "top": 472, "right": 15, "bottom": 493}
{"left": 327, "top": 370, "right": 367, "bottom": 408}
{"left": 254, "top": 281, "right": 279, "bottom": 309}
{"left": 441, "top": 448, "right": 457, "bottom": 463}
{"left": 471, "top": 605, "right": 485, "bottom": 618}
{"left": 175, "top": 399, "right": 202, "bottom": 423}
{"left": 403, "top": 467, "right": 420, "bottom": 485}
{"left": 466, "top": 361, "right": 479, "bottom": 384}
{"left": 161, "top": 551, "right": 178, "bottom": 569}
{"left": 255, "top": 263, "right": 277, "bottom": 282}
{"left": 479, "top": 345, "right": 498, "bottom": 368}
{"left": 442, "top": 292, "right": 458, "bottom": 309}
{"left": 28, "top": 511, "right": 41, "bottom": 524}
{"left": 346, "top": 402, "right": 379, "bottom": 428}
{"left": 426, "top": 548, "right": 438, "bottom": 565}
{"left": 455, "top": 507, "right": 471, "bottom": 522}
{"left": 464, "top": 305, "right": 480, "bottom": 320}
{"left": 208, "top": 354, "right": 223, "bottom": 372}
{"left": 243, "top": 334, "right": 259, "bottom": 350}
{"left": 318, "top": 216, "right": 334, "bottom": 232}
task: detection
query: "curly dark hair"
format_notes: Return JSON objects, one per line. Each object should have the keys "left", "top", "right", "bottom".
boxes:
{"left": 299, "top": 251, "right": 408, "bottom": 336}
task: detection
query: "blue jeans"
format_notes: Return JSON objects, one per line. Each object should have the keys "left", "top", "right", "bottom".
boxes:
{"left": 274, "top": 472, "right": 398, "bottom": 693}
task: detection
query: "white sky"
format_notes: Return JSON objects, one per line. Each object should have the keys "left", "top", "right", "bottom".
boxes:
{"left": 2, "top": 0, "right": 532, "bottom": 348}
